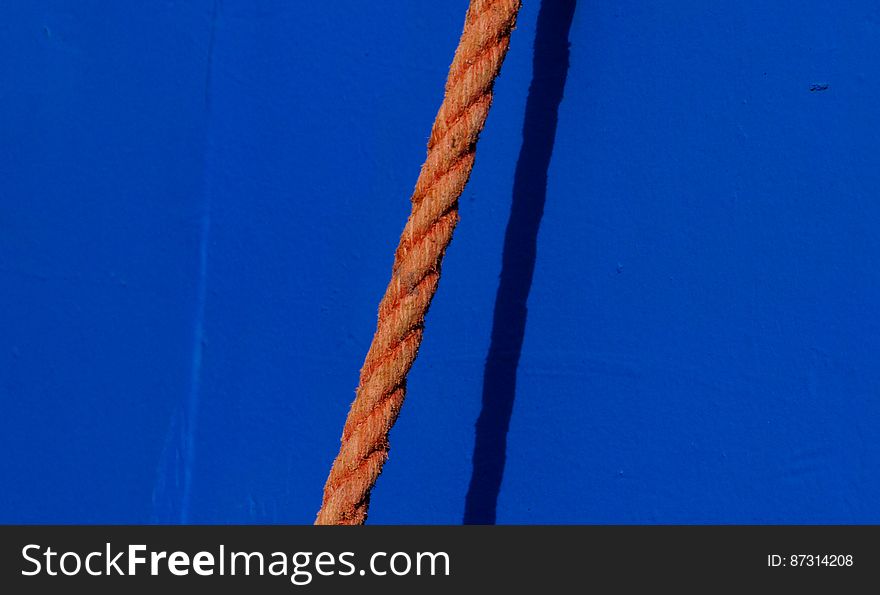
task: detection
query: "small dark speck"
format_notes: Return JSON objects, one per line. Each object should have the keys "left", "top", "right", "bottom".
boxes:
{"left": 809, "top": 83, "right": 829, "bottom": 92}
{"left": 616, "top": 262, "right": 623, "bottom": 274}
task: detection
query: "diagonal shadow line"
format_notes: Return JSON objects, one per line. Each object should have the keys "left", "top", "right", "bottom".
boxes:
{"left": 464, "top": 0, "right": 577, "bottom": 525}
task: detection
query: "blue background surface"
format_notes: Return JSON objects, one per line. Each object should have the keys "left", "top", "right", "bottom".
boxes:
{"left": 2, "top": 0, "right": 879, "bottom": 524}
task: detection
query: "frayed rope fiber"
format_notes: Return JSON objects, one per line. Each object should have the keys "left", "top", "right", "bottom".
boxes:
{"left": 315, "top": 0, "right": 523, "bottom": 525}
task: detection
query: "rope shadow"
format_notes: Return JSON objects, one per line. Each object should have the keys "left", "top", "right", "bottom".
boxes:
{"left": 464, "top": 0, "right": 577, "bottom": 525}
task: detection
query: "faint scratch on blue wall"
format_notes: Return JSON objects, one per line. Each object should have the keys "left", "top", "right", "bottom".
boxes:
{"left": 179, "top": 0, "right": 221, "bottom": 524}
{"left": 151, "top": 402, "right": 184, "bottom": 522}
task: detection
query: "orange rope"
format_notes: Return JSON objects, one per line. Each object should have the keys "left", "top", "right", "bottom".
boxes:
{"left": 316, "top": 0, "right": 523, "bottom": 525}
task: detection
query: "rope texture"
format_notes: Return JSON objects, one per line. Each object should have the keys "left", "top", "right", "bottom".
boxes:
{"left": 316, "top": 0, "right": 523, "bottom": 525}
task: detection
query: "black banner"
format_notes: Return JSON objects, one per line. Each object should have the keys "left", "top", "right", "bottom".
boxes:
{"left": 0, "top": 526, "right": 876, "bottom": 592}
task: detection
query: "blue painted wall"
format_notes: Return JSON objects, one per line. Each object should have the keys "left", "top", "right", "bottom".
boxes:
{"left": 2, "top": 0, "right": 879, "bottom": 524}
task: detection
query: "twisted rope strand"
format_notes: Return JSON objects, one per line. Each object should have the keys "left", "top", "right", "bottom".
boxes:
{"left": 316, "top": 0, "right": 522, "bottom": 525}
